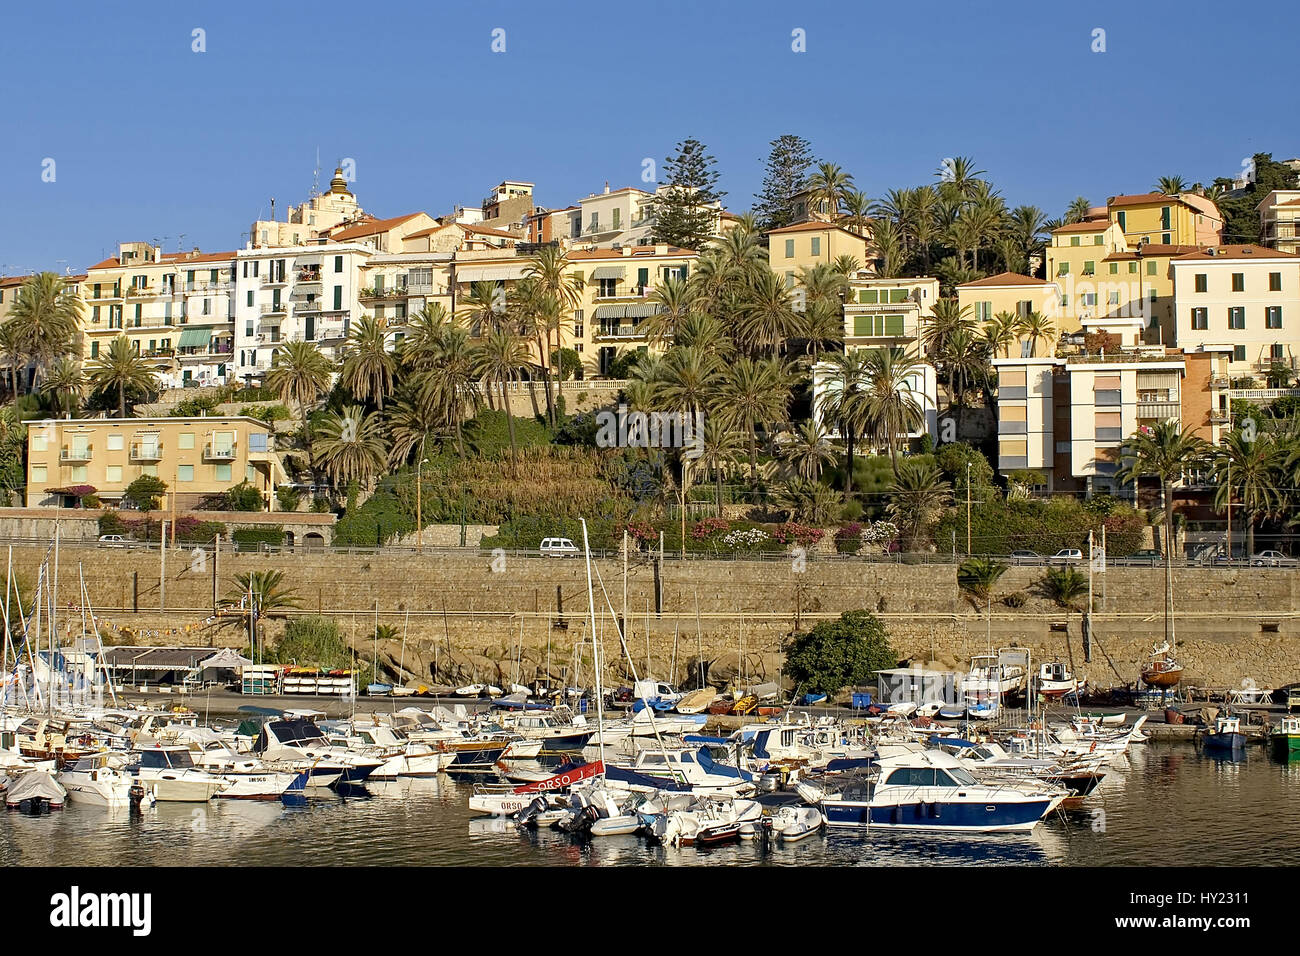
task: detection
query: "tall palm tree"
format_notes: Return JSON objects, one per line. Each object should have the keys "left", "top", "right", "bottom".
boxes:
{"left": 1116, "top": 420, "right": 1209, "bottom": 558}
{"left": 936, "top": 156, "right": 986, "bottom": 200}
{"left": 695, "top": 416, "right": 743, "bottom": 516}
{"left": 922, "top": 298, "right": 974, "bottom": 363}
{"left": 936, "top": 325, "right": 989, "bottom": 435}
{"left": 87, "top": 335, "right": 158, "bottom": 417}
{"left": 862, "top": 348, "right": 927, "bottom": 474}
{"left": 0, "top": 321, "right": 23, "bottom": 399}
{"left": 397, "top": 302, "right": 453, "bottom": 372}
{"left": 1154, "top": 176, "right": 1189, "bottom": 196}
{"left": 6, "top": 272, "right": 83, "bottom": 389}
{"left": 312, "top": 405, "right": 388, "bottom": 491}
{"left": 340, "top": 314, "right": 396, "bottom": 411}
{"left": 717, "top": 357, "right": 791, "bottom": 484}
{"left": 806, "top": 162, "right": 855, "bottom": 220}
{"left": 523, "top": 244, "right": 584, "bottom": 423}
{"left": 642, "top": 275, "right": 694, "bottom": 349}
{"left": 784, "top": 419, "right": 838, "bottom": 481}
{"left": 1008, "top": 205, "right": 1048, "bottom": 269}
{"left": 458, "top": 280, "right": 506, "bottom": 337}
{"left": 1063, "top": 197, "right": 1093, "bottom": 224}
{"left": 264, "top": 339, "right": 335, "bottom": 434}
{"left": 1212, "top": 430, "right": 1283, "bottom": 558}
{"left": 736, "top": 269, "right": 798, "bottom": 357}
{"left": 870, "top": 219, "right": 906, "bottom": 277}
{"left": 473, "top": 328, "right": 530, "bottom": 467}
{"left": 842, "top": 189, "right": 872, "bottom": 235}
{"left": 886, "top": 460, "right": 953, "bottom": 552}
{"left": 411, "top": 322, "right": 480, "bottom": 458}
{"left": 42, "top": 356, "right": 85, "bottom": 416}
{"left": 674, "top": 312, "right": 733, "bottom": 357}
{"left": 985, "top": 311, "right": 1021, "bottom": 359}
{"left": 817, "top": 350, "right": 872, "bottom": 493}
{"left": 1015, "top": 310, "right": 1057, "bottom": 358}
{"left": 652, "top": 345, "right": 723, "bottom": 418}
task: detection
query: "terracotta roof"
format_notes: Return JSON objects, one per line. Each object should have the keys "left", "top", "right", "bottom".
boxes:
{"left": 160, "top": 250, "right": 236, "bottom": 265}
{"left": 765, "top": 221, "right": 865, "bottom": 237}
{"left": 1107, "top": 192, "right": 1221, "bottom": 217}
{"left": 1171, "top": 244, "right": 1300, "bottom": 262}
{"left": 86, "top": 258, "right": 121, "bottom": 271}
{"left": 1052, "top": 221, "right": 1113, "bottom": 234}
{"left": 329, "top": 213, "right": 425, "bottom": 241}
{"left": 460, "top": 224, "right": 519, "bottom": 240}
{"left": 957, "top": 271, "right": 1055, "bottom": 289}
{"left": 567, "top": 246, "right": 695, "bottom": 260}
{"left": 1103, "top": 245, "right": 1200, "bottom": 261}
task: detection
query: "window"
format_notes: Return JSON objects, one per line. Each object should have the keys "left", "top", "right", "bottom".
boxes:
{"left": 70, "top": 465, "right": 87, "bottom": 482}
{"left": 1083, "top": 260, "right": 1095, "bottom": 275}
{"left": 106, "top": 434, "right": 124, "bottom": 451}
{"left": 1162, "top": 234, "right": 1171, "bottom": 245}
{"left": 1194, "top": 273, "right": 1207, "bottom": 292}
{"left": 1117, "top": 211, "right": 1126, "bottom": 231}
{"left": 249, "top": 433, "right": 269, "bottom": 452}
{"left": 784, "top": 239, "right": 794, "bottom": 259}
{"left": 333, "top": 286, "right": 342, "bottom": 310}
{"left": 31, "top": 434, "right": 47, "bottom": 452}
{"left": 1108, "top": 262, "right": 1118, "bottom": 275}
{"left": 1228, "top": 307, "right": 1245, "bottom": 330}
{"left": 1270, "top": 272, "right": 1282, "bottom": 291}
{"left": 334, "top": 255, "right": 343, "bottom": 273}
{"left": 203, "top": 298, "right": 211, "bottom": 315}
{"left": 246, "top": 291, "right": 253, "bottom": 307}
{"left": 974, "top": 301, "right": 992, "bottom": 321}
{"left": 31, "top": 466, "right": 46, "bottom": 483}
{"left": 1271, "top": 344, "right": 1285, "bottom": 361}
{"left": 1266, "top": 306, "right": 1282, "bottom": 329}
{"left": 1108, "top": 290, "right": 1120, "bottom": 305}
{"left": 174, "top": 465, "right": 193, "bottom": 482}
{"left": 1233, "top": 345, "right": 1246, "bottom": 363}
{"left": 1191, "top": 308, "right": 1208, "bottom": 330}
{"left": 611, "top": 208, "right": 620, "bottom": 230}
{"left": 215, "top": 463, "right": 232, "bottom": 482}
{"left": 1160, "top": 206, "right": 1171, "bottom": 229}
{"left": 1082, "top": 293, "right": 1097, "bottom": 307}
{"left": 637, "top": 267, "right": 649, "bottom": 290}
{"left": 1093, "top": 235, "right": 1103, "bottom": 245}
{"left": 178, "top": 432, "right": 195, "bottom": 450}
{"left": 141, "top": 465, "right": 158, "bottom": 477}
{"left": 1061, "top": 294, "right": 1069, "bottom": 307}
{"left": 1128, "top": 262, "right": 1138, "bottom": 274}
{"left": 105, "top": 465, "right": 122, "bottom": 484}
{"left": 1058, "top": 262, "right": 1070, "bottom": 276}
{"left": 1070, "top": 236, "right": 1080, "bottom": 247}
{"left": 810, "top": 237, "right": 821, "bottom": 256}
{"left": 598, "top": 278, "right": 617, "bottom": 298}
{"left": 1231, "top": 273, "right": 1245, "bottom": 292}
{"left": 90, "top": 341, "right": 99, "bottom": 358}
{"left": 1147, "top": 260, "right": 1157, "bottom": 276}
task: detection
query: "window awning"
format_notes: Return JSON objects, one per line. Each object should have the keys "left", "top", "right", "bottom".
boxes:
{"left": 455, "top": 264, "right": 530, "bottom": 283}
{"left": 177, "top": 327, "right": 211, "bottom": 348}
{"left": 624, "top": 303, "right": 660, "bottom": 318}
{"left": 593, "top": 305, "right": 627, "bottom": 320}
{"left": 589, "top": 266, "right": 626, "bottom": 280}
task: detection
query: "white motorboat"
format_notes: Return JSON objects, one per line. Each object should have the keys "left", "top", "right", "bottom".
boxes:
{"left": 58, "top": 752, "right": 136, "bottom": 807}
{"left": 253, "top": 717, "right": 382, "bottom": 785}
{"left": 1037, "top": 661, "right": 1078, "bottom": 699}
{"left": 133, "top": 746, "right": 227, "bottom": 803}
{"left": 770, "top": 805, "right": 824, "bottom": 843}
{"left": 962, "top": 653, "right": 1026, "bottom": 701}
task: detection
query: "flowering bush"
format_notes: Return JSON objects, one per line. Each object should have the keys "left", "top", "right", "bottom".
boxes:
{"left": 721, "top": 528, "right": 769, "bottom": 551}
{"left": 690, "top": 517, "right": 730, "bottom": 541}
{"left": 773, "top": 523, "right": 825, "bottom": 548}
{"left": 835, "top": 523, "right": 863, "bottom": 554}
{"left": 862, "top": 520, "right": 900, "bottom": 546}
{"left": 625, "top": 519, "right": 658, "bottom": 547}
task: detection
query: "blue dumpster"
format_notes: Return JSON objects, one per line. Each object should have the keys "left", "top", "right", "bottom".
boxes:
{"left": 851, "top": 692, "right": 872, "bottom": 709}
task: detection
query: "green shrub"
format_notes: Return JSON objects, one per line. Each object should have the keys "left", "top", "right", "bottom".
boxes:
{"left": 957, "top": 557, "right": 1008, "bottom": 602}
{"left": 782, "top": 610, "right": 897, "bottom": 697}
{"left": 1002, "top": 592, "right": 1027, "bottom": 608}
{"left": 98, "top": 512, "right": 126, "bottom": 536}
{"left": 169, "top": 394, "right": 223, "bottom": 417}
{"left": 123, "top": 475, "right": 168, "bottom": 511}
{"left": 270, "top": 616, "right": 352, "bottom": 669}
{"left": 276, "top": 486, "right": 303, "bottom": 512}
{"left": 224, "top": 482, "right": 265, "bottom": 512}
{"left": 232, "top": 526, "right": 284, "bottom": 551}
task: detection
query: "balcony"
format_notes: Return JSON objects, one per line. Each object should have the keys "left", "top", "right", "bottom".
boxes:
{"left": 1136, "top": 401, "right": 1181, "bottom": 420}
{"left": 60, "top": 445, "right": 92, "bottom": 462}
{"left": 594, "top": 325, "right": 648, "bottom": 341}
{"left": 129, "top": 442, "right": 163, "bottom": 462}
{"left": 141, "top": 348, "right": 176, "bottom": 359}
{"left": 261, "top": 303, "right": 288, "bottom": 316}
{"left": 359, "top": 287, "right": 406, "bottom": 301}
{"left": 203, "top": 442, "right": 237, "bottom": 461}
{"left": 1209, "top": 410, "right": 1232, "bottom": 425}
{"left": 125, "top": 285, "right": 156, "bottom": 298}
{"left": 297, "top": 270, "right": 322, "bottom": 284}
{"left": 1209, "top": 375, "right": 1231, "bottom": 388}
{"left": 263, "top": 274, "right": 289, "bottom": 288}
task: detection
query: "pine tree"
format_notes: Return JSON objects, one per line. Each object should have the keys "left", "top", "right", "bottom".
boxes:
{"left": 650, "top": 137, "right": 726, "bottom": 250}
{"left": 753, "top": 134, "right": 814, "bottom": 231}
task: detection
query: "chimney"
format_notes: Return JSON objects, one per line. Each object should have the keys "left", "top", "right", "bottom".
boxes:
{"left": 604, "top": 181, "right": 610, "bottom": 194}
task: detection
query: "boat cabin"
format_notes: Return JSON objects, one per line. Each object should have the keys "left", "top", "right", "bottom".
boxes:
{"left": 137, "top": 747, "right": 199, "bottom": 771}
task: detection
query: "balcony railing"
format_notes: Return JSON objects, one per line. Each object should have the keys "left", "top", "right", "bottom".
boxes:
{"left": 1209, "top": 375, "right": 1231, "bottom": 388}
{"left": 260, "top": 303, "right": 288, "bottom": 315}
{"left": 1209, "top": 411, "right": 1232, "bottom": 424}
{"left": 263, "top": 274, "right": 289, "bottom": 287}
{"left": 595, "top": 325, "right": 647, "bottom": 340}
{"left": 297, "top": 270, "right": 322, "bottom": 283}
{"left": 129, "top": 443, "right": 163, "bottom": 461}
{"left": 203, "top": 443, "right": 237, "bottom": 461}
{"left": 60, "top": 445, "right": 92, "bottom": 462}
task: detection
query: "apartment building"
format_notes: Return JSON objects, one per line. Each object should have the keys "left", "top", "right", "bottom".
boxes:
{"left": 84, "top": 244, "right": 236, "bottom": 389}
{"left": 1107, "top": 192, "right": 1222, "bottom": 247}
{"left": 1256, "top": 189, "right": 1300, "bottom": 255}
{"left": 955, "top": 273, "right": 1063, "bottom": 355}
{"left": 556, "top": 185, "right": 656, "bottom": 248}
{"left": 249, "top": 167, "right": 365, "bottom": 248}
{"left": 1169, "top": 244, "right": 1300, "bottom": 376}
{"left": 843, "top": 275, "right": 938, "bottom": 355}
{"left": 767, "top": 222, "right": 870, "bottom": 280}
{"left": 25, "top": 416, "right": 286, "bottom": 510}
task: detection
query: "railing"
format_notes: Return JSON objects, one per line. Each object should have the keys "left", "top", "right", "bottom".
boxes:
{"left": 60, "top": 446, "right": 92, "bottom": 461}
{"left": 260, "top": 303, "right": 287, "bottom": 314}
{"left": 203, "top": 443, "right": 237, "bottom": 461}
{"left": 1209, "top": 376, "right": 1231, "bottom": 388}
{"left": 1064, "top": 350, "right": 1175, "bottom": 364}
{"left": 297, "top": 271, "right": 322, "bottom": 283}
{"left": 129, "top": 443, "right": 163, "bottom": 461}
{"left": 1229, "top": 387, "right": 1300, "bottom": 402}
{"left": 594, "top": 326, "right": 647, "bottom": 340}
{"left": 263, "top": 274, "right": 288, "bottom": 287}
{"left": 1209, "top": 411, "right": 1232, "bottom": 424}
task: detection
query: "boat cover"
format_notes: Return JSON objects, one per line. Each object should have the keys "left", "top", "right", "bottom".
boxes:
{"left": 7, "top": 771, "right": 66, "bottom": 803}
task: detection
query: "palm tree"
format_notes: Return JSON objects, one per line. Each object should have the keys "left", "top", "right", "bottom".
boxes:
{"left": 642, "top": 275, "right": 694, "bottom": 348}
{"left": 783, "top": 419, "right": 837, "bottom": 481}
{"left": 817, "top": 350, "right": 872, "bottom": 493}
{"left": 923, "top": 298, "right": 974, "bottom": 361}
{"left": 457, "top": 280, "right": 505, "bottom": 337}
{"left": 312, "top": 405, "right": 388, "bottom": 491}
{"left": 86, "top": 335, "right": 158, "bottom": 417}
{"left": 886, "top": 460, "right": 953, "bottom": 552}
{"left": 652, "top": 346, "right": 723, "bottom": 418}
{"left": 1116, "top": 420, "right": 1208, "bottom": 558}
{"left": 736, "top": 269, "right": 798, "bottom": 357}
{"left": 936, "top": 156, "right": 986, "bottom": 199}
{"left": 1008, "top": 205, "right": 1048, "bottom": 269}
{"left": 1212, "top": 430, "right": 1283, "bottom": 558}
{"left": 1015, "top": 310, "right": 1057, "bottom": 358}
{"left": 806, "top": 162, "right": 855, "bottom": 219}
{"left": 523, "top": 244, "right": 584, "bottom": 423}
{"left": 42, "top": 356, "right": 85, "bottom": 416}
{"left": 695, "top": 416, "right": 743, "bottom": 516}
{"left": 1041, "top": 566, "right": 1088, "bottom": 609}
{"left": 473, "top": 328, "right": 530, "bottom": 467}
{"left": 674, "top": 312, "right": 732, "bottom": 357}
{"left": 411, "top": 322, "right": 480, "bottom": 458}
{"left": 776, "top": 477, "right": 843, "bottom": 524}
{"left": 718, "top": 357, "right": 792, "bottom": 484}
{"left": 984, "top": 311, "right": 1021, "bottom": 359}
{"left": 957, "top": 557, "right": 1008, "bottom": 603}
{"left": 1063, "top": 197, "right": 1093, "bottom": 224}
{"left": 1154, "top": 176, "right": 1189, "bottom": 196}
{"left": 0, "top": 321, "right": 23, "bottom": 399}
{"left": 862, "top": 348, "right": 927, "bottom": 474}
{"left": 265, "top": 339, "right": 335, "bottom": 440}
{"left": 340, "top": 314, "right": 396, "bottom": 410}
{"left": 6, "top": 272, "right": 83, "bottom": 389}
{"left": 227, "top": 569, "right": 301, "bottom": 657}
{"left": 936, "top": 326, "right": 989, "bottom": 435}
{"left": 842, "top": 189, "right": 872, "bottom": 235}
{"left": 397, "top": 302, "right": 453, "bottom": 372}
{"left": 870, "top": 219, "right": 906, "bottom": 277}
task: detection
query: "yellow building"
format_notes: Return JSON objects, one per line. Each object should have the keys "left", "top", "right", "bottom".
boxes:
{"left": 1106, "top": 192, "right": 1222, "bottom": 248}
{"left": 250, "top": 167, "right": 365, "bottom": 248}
{"left": 843, "top": 275, "right": 938, "bottom": 355}
{"left": 25, "top": 416, "right": 286, "bottom": 510}
{"left": 766, "top": 222, "right": 870, "bottom": 281}
{"left": 956, "top": 272, "right": 1063, "bottom": 355}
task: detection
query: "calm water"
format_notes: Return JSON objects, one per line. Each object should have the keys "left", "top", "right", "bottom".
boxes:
{"left": 4, "top": 743, "right": 1297, "bottom": 867}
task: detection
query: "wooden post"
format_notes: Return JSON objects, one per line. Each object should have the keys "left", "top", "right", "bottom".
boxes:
{"left": 159, "top": 521, "right": 167, "bottom": 612}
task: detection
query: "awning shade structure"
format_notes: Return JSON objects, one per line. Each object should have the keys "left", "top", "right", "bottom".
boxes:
{"left": 198, "top": 647, "right": 254, "bottom": 670}
{"left": 100, "top": 646, "right": 219, "bottom": 675}
{"left": 177, "top": 327, "right": 211, "bottom": 348}
{"left": 455, "top": 264, "right": 530, "bottom": 283}
{"left": 589, "top": 266, "right": 626, "bottom": 280}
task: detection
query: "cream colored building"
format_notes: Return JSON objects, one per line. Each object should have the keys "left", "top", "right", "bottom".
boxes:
{"left": 1169, "top": 244, "right": 1300, "bottom": 375}
{"left": 250, "top": 168, "right": 365, "bottom": 248}
{"left": 843, "top": 275, "right": 938, "bottom": 355}
{"left": 1257, "top": 190, "right": 1300, "bottom": 255}
{"left": 956, "top": 272, "right": 1063, "bottom": 355}
{"left": 26, "top": 416, "right": 286, "bottom": 510}
{"left": 767, "top": 222, "right": 870, "bottom": 281}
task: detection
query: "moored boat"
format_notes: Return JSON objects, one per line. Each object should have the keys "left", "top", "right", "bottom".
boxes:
{"left": 1270, "top": 716, "right": 1300, "bottom": 758}
{"left": 1202, "top": 714, "right": 1247, "bottom": 752}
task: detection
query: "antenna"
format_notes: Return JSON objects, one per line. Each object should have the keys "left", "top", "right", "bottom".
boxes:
{"left": 312, "top": 147, "right": 321, "bottom": 197}
{"left": 178, "top": 234, "right": 186, "bottom": 252}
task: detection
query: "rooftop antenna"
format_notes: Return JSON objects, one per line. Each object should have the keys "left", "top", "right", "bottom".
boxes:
{"left": 178, "top": 234, "right": 186, "bottom": 252}
{"left": 270, "top": 197, "right": 276, "bottom": 221}
{"left": 311, "top": 147, "right": 321, "bottom": 197}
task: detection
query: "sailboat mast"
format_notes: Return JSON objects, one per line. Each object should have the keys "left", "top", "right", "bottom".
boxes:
{"left": 580, "top": 519, "right": 606, "bottom": 770}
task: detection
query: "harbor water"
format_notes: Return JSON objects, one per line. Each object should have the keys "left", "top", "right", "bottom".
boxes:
{"left": 4, "top": 742, "right": 1297, "bottom": 867}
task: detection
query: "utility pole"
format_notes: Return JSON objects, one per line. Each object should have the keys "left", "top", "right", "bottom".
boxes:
{"left": 159, "top": 520, "right": 167, "bottom": 612}
{"left": 1225, "top": 459, "right": 1232, "bottom": 562}
{"left": 966, "top": 461, "right": 972, "bottom": 555}
{"left": 416, "top": 449, "right": 424, "bottom": 555}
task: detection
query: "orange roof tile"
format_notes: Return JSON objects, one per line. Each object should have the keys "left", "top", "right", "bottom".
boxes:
{"left": 329, "top": 213, "right": 425, "bottom": 241}
{"left": 957, "top": 271, "right": 1055, "bottom": 288}
{"left": 1171, "top": 244, "right": 1300, "bottom": 261}
{"left": 1102, "top": 245, "right": 1200, "bottom": 261}
{"left": 765, "top": 221, "right": 864, "bottom": 236}
{"left": 1052, "top": 221, "right": 1113, "bottom": 234}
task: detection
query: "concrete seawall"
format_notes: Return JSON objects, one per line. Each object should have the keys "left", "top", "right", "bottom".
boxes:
{"left": 13, "top": 544, "right": 1300, "bottom": 691}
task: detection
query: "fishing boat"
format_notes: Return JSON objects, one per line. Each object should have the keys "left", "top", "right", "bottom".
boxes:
{"left": 816, "top": 750, "right": 1068, "bottom": 832}
{"left": 1037, "top": 661, "right": 1078, "bottom": 699}
{"left": 1141, "top": 642, "right": 1183, "bottom": 688}
{"left": 1202, "top": 714, "right": 1248, "bottom": 752}
{"left": 58, "top": 752, "right": 136, "bottom": 807}
{"left": 1270, "top": 716, "right": 1300, "bottom": 758}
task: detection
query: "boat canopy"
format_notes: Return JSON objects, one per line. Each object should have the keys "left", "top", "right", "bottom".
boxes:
{"left": 7, "top": 771, "right": 67, "bottom": 802}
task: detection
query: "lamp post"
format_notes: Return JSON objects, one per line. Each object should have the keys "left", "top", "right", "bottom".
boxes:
{"left": 415, "top": 452, "right": 429, "bottom": 555}
{"left": 966, "top": 461, "right": 972, "bottom": 556}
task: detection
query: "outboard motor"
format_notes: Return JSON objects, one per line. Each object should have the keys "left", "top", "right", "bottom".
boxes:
{"left": 514, "top": 795, "right": 549, "bottom": 830}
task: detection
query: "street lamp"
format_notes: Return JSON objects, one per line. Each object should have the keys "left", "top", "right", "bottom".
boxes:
{"left": 416, "top": 455, "right": 430, "bottom": 554}
{"left": 966, "top": 461, "right": 972, "bottom": 556}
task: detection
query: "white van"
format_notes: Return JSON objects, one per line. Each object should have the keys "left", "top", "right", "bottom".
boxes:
{"left": 539, "top": 537, "right": 579, "bottom": 557}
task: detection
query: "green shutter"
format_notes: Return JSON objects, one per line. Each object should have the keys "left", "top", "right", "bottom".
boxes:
{"left": 884, "top": 314, "right": 904, "bottom": 336}
{"left": 889, "top": 288, "right": 909, "bottom": 303}
{"left": 1109, "top": 262, "right": 1118, "bottom": 274}
{"left": 784, "top": 240, "right": 795, "bottom": 258}
{"left": 1147, "top": 261, "right": 1156, "bottom": 276}
{"left": 853, "top": 316, "right": 871, "bottom": 337}
{"left": 637, "top": 268, "right": 648, "bottom": 288}
{"left": 861, "top": 290, "right": 878, "bottom": 304}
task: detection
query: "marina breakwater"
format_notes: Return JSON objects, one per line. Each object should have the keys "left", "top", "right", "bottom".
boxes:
{"left": 13, "top": 545, "right": 1300, "bottom": 691}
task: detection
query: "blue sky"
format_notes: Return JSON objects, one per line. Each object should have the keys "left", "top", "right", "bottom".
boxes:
{"left": 1, "top": 0, "right": 1295, "bottom": 274}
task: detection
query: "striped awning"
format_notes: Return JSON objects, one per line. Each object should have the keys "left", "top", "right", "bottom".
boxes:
{"left": 177, "top": 327, "right": 211, "bottom": 348}
{"left": 593, "top": 305, "right": 626, "bottom": 319}
{"left": 589, "top": 265, "right": 626, "bottom": 280}
{"left": 625, "top": 303, "right": 660, "bottom": 318}
{"left": 455, "top": 264, "right": 530, "bottom": 283}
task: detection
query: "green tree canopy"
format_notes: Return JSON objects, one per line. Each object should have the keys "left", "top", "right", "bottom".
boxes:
{"left": 782, "top": 610, "right": 897, "bottom": 697}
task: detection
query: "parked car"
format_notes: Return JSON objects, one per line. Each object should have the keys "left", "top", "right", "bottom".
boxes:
{"left": 1251, "top": 550, "right": 1297, "bottom": 567}
{"left": 1008, "top": 550, "right": 1042, "bottom": 565}
{"left": 539, "top": 537, "right": 579, "bottom": 558}
{"left": 1049, "top": 549, "right": 1083, "bottom": 564}
{"left": 97, "top": 535, "right": 134, "bottom": 549}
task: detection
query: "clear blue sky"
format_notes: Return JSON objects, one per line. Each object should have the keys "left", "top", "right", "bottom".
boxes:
{"left": 1, "top": 0, "right": 1295, "bottom": 275}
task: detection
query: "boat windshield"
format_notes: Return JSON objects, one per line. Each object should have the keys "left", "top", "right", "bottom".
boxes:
{"left": 947, "top": 767, "right": 978, "bottom": 786}
{"left": 140, "top": 749, "right": 196, "bottom": 770}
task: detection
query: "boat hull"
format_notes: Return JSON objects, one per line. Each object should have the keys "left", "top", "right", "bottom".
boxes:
{"left": 1141, "top": 666, "right": 1183, "bottom": 688}
{"left": 823, "top": 797, "right": 1058, "bottom": 832}
{"left": 1203, "top": 732, "right": 1247, "bottom": 752}
{"left": 1271, "top": 735, "right": 1300, "bottom": 758}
